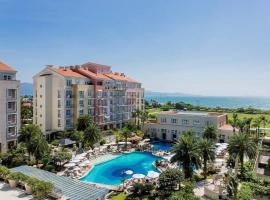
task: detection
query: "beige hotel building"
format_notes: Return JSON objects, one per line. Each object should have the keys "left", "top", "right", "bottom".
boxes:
{"left": 0, "top": 62, "right": 20, "bottom": 153}
{"left": 144, "top": 110, "right": 234, "bottom": 143}
{"left": 33, "top": 62, "right": 144, "bottom": 135}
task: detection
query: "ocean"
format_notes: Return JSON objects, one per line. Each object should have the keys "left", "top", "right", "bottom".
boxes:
{"left": 145, "top": 96, "right": 270, "bottom": 109}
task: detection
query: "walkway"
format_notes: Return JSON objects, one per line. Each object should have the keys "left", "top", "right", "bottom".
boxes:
{"left": 0, "top": 182, "right": 33, "bottom": 200}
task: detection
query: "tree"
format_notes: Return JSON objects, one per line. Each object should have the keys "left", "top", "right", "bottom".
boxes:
{"left": 19, "top": 125, "right": 48, "bottom": 161}
{"left": 168, "top": 181, "right": 199, "bottom": 200}
{"left": 243, "top": 118, "right": 253, "bottom": 135}
{"left": 259, "top": 115, "right": 268, "bottom": 136}
{"left": 199, "top": 139, "right": 216, "bottom": 179}
{"left": 132, "top": 109, "right": 142, "bottom": 128}
{"left": 140, "top": 111, "right": 149, "bottom": 127}
{"left": 171, "top": 131, "right": 201, "bottom": 179}
{"left": 229, "top": 113, "right": 239, "bottom": 133}
{"left": 77, "top": 115, "right": 92, "bottom": 131}
{"left": 114, "top": 130, "right": 123, "bottom": 151}
{"left": 83, "top": 122, "right": 101, "bottom": 148}
{"left": 121, "top": 128, "right": 132, "bottom": 151}
{"left": 237, "top": 119, "right": 246, "bottom": 133}
{"left": 159, "top": 168, "right": 183, "bottom": 191}
{"left": 203, "top": 125, "right": 217, "bottom": 141}
{"left": 253, "top": 117, "right": 262, "bottom": 137}
{"left": 53, "top": 148, "right": 72, "bottom": 170}
{"left": 224, "top": 172, "right": 239, "bottom": 199}
{"left": 228, "top": 133, "right": 257, "bottom": 174}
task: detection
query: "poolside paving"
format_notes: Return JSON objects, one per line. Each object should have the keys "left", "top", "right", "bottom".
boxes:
{"left": 11, "top": 165, "right": 110, "bottom": 200}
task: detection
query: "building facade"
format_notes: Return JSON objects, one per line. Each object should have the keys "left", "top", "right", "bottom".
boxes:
{"left": 144, "top": 111, "right": 233, "bottom": 142}
{"left": 33, "top": 62, "right": 144, "bottom": 134}
{"left": 0, "top": 62, "right": 20, "bottom": 153}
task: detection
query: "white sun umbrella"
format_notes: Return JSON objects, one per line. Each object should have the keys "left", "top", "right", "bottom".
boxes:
{"left": 147, "top": 171, "right": 159, "bottom": 179}
{"left": 64, "top": 163, "right": 76, "bottom": 168}
{"left": 125, "top": 170, "right": 133, "bottom": 175}
{"left": 83, "top": 160, "right": 91, "bottom": 164}
{"left": 70, "top": 159, "right": 81, "bottom": 163}
{"left": 73, "top": 166, "right": 81, "bottom": 171}
{"left": 132, "top": 174, "right": 145, "bottom": 179}
{"left": 79, "top": 163, "right": 87, "bottom": 167}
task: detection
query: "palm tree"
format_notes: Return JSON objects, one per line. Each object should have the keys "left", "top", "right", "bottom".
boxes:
{"left": 114, "top": 130, "right": 123, "bottom": 151}
{"left": 229, "top": 113, "right": 238, "bottom": 133}
{"left": 19, "top": 124, "right": 45, "bottom": 160}
{"left": 140, "top": 111, "right": 149, "bottom": 128}
{"left": 171, "top": 131, "right": 201, "bottom": 179}
{"left": 121, "top": 128, "right": 132, "bottom": 151}
{"left": 203, "top": 125, "right": 217, "bottom": 141}
{"left": 224, "top": 172, "right": 239, "bottom": 199}
{"left": 84, "top": 122, "right": 101, "bottom": 148}
{"left": 243, "top": 117, "right": 252, "bottom": 135}
{"left": 228, "top": 133, "right": 257, "bottom": 174}
{"left": 253, "top": 117, "right": 262, "bottom": 137}
{"left": 77, "top": 115, "right": 92, "bottom": 131}
{"left": 30, "top": 133, "right": 49, "bottom": 161}
{"left": 236, "top": 119, "right": 246, "bottom": 133}
{"left": 132, "top": 109, "right": 142, "bottom": 128}
{"left": 259, "top": 115, "right": 268, "bottom": 136}
{"left": 199, "top": 139, "right": 216, "bottom": 179}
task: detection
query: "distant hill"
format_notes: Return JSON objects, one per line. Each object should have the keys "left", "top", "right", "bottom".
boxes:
{"left": 145, "top": 90, "right": 194, "bottom": 97}
{"left": 20, "top": 82, "right": 33, "bottom": 96}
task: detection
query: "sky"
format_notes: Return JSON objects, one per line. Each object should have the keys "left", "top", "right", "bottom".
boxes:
{"left": 1, "top": 0, "right": 270, "bottom": 97}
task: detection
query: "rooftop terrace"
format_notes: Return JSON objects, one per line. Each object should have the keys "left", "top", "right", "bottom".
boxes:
{"left": 158, "top": 110, "right": 225, "bottom": 117}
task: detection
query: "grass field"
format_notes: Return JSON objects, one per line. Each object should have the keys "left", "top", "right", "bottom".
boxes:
{"left": 111, "top": 192, "right": 126, "bottom": 200}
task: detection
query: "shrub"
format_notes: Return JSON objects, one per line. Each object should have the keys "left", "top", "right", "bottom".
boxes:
{"left": 237, "top": 184, "right": 253, "bottom": 200}
{"left": 7, "top": 172, "right": 27, "bottom": 182}
{"left": 159, "top": 168, "right": 183, "bottom": 191}
{"left": 99, "top": 138, "right": 106, "bottom": 146}
{"left": 26, "top": 177, "right": 39, "bottom": 187}
{"left": 0, "top": 165, "right": 10, "bottom": 180}
{"left": 132, "top": 182, "right": 154, "bottom": 196}
{"left": 33, "top": 181, "right": 54, "bottom": 200}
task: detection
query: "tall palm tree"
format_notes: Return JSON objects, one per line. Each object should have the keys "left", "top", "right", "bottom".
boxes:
{"left": 171, "top": 131, "right": 201, "bottom": 179}
{"left": 19, "top": 124, "right": 45, "bottom": 160}
{"left": 224, "top": 172, "right": 239, "bottom": 199}
{"left": 259, "top": 115, "right": 268, "bottom": 136}
{"left": 121, "top": 128, "right": 132, "bottom": 151}
{"left": 77, "top": 115, "right": 92, "bottom": 131}
{"left": 203, "top": 125, "right": 217, "bottom": 141}
{"left": 132, "top": 109, "right": 142, "bottom": 128}
{"left": 114, "top": 130, "right": 123, "bottom": 151}
{"left": 229, "top": 113, "right": 238, "bottom": 133}
{"left": 253, "top": 117, "right": 262, "bottom": 137}
{"left": 30, "top": 133, "right": 49, "bottom": 161}
{"left": 84, "top": 122, "right": 101, "bottom": 148}
{"left": 236, "top": 119, "right": 246, "bottom": 133}
{"left": 140, "top": 111, "right": 149, "bottom": 128}
{"left": 228, "top": 133, "right": 257, "bottom": 174}
{"left": 243, "top": 117, "right": 252, "bottom": 135}
{"left": 199, "top": 139, "right": 216, "bottom": 179}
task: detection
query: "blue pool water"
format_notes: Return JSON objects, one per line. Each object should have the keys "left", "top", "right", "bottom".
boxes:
{"left": 80, "top": 152, "right": 162, "bottom": 186}
{"left": 151, "top": 142, "right": 173, "bottom": 152}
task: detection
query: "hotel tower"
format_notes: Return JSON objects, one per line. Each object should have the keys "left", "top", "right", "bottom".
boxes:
{"left": 33, "top": 62, "right": 144, "bottom": 135}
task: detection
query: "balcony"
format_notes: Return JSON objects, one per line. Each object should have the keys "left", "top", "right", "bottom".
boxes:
{"left": 8, "top": 114, "right": 17, "bottom": 125}
{"left": 7, "top": 89, "right": 17, "bottom": 100}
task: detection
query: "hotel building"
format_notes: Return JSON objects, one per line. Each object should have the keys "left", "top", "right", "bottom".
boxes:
{"left": 144, "top": 111, "right": 234, "bottom": 143}
{"left": 33, "top": 62, "right": 144, "bottom": 134}
{"left": 0, "top": 62, "right": 20, "bottom": 153}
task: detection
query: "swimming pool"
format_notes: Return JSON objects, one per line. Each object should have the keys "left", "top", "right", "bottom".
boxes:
{"left": 151, "top": 142, "right": 173, "bottom": 152}
{"left": 80, "top": 152, "right": 162, "bottom": 186}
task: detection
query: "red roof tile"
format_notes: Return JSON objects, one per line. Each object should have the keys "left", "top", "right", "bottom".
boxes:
{"left": 48, "top": 67, "right": 86, "bottom": 78}
{"left": 76, "top": 68, "right": 112, "bottom": 80}
{"left": 105, "top": 73, "right": 138, "bottom": 83}
{"left": 0, "top": 61, "right": 16, "bottom": 72}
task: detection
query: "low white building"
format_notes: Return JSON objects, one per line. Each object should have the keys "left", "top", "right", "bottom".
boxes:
{"left": 144, "top": 110, "right": 234, "bottom": 142}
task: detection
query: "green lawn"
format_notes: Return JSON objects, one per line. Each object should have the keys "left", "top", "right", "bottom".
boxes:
{"left": 111, "top": 192, "right": 126, "bottom": 200}
{"left": 147, "top": 108, "right": 162, "bottom": 114}
{"left": 227, "top": 113, "right": 270, "bottom": 122}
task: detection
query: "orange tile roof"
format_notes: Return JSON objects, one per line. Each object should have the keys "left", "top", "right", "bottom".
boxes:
{"left": 105, "top": 73, "right": 138, "bottom": 83}
{"left": 82, "top": 62, "right": 111, "bottom": 69}
{"left": 0, "top": 61, "right": 16, "bottom": 72}
{"left": 48, "top": 67, "right": 86, "bottom": 78}
{"left": 77, "top": 68, "right": 112, "bottom": 80}
{"left": 218, "top": 124, "right": 237, "bottom": 131}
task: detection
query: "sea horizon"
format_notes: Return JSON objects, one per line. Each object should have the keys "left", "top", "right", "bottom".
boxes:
{"left": 145, "top": 95, "right": 270, "bottom": 110}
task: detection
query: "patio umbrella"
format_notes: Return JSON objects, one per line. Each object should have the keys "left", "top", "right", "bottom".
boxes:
{"left": 125, "top": 170, "right": 133, "bottom": 175}
{"left": 147, "top": 171, "right": 159, "bottom": 179}
{"left": 132, "top": 174, "right": 145, "bottom": 179}
{"left": 83, "top": 160, "right": 91, "bottom": 164}
{"left": 64, "top": 163, "right": 76, "bottom": 168}
{"left": 70, "top": 159, "right": 81, "bottom": 163}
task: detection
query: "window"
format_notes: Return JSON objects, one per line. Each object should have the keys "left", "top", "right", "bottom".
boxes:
{"left": 57, "top": 90, "right": 61, "bottom": 98}
{"left": 79, "top": 109, "right": 84, "bottom": 116}
{"left": 66, "top": 90, "right": 72, "bottom": 98}
{"left": 58, "top": 100, "right": 61, "bottom": 108}
{"left": 171, "top": 118, "right": 177, "bottom": 124}
{"left": 58, "top": 119, "right": 61, "bottom": 127}
{"left": 88, "top": 90, "right": 93, "bottom": 97}
{"left": 4, "top": 74, "right": 12, "bottom": 80}
{"left": 171, "top": 130, "right": 177, "bottom": 134}
{"left": 58, "top": 110, "right": 61, "bottom": 118}
{"left": 7, "top": 89, "right": 16, "bottom": 99}
{"left": 88, "top": 99, "right": 92, "bottom": 106}
{"left": 66, "top": 110, "right": 71, "bottom": 117}
{"left": 161, "top": 118, "right": 167, "bottom": 123}
{"left": 88, "top": 109, "right": 93, "bottom": 115}
{"left": 66, "top": 100, "right": 71, "bottom": 108}
{"left": 193, "top": 120, "right": 200, "bottom": 125}
{"left": 40, "top": 84, "right": 42, "bottom": 88}
{"left": 8, "top": 127, "right": 16, "bottom": 136}
{"left": 79, "top": 91, "right": 84, "bottom": 99}
{"left": 7, "top": 102, "right": 16, "bottom": 112}
{"left": 66, "top": 119, "right": 71, "bottom": 127}
{"left": 66, "top": 80, "right": 72, "bottom": 86}
{"left": 182, "top": 119, "right": 189, "bottom": 125}
{"left": 79, "top": 100, "right": 84, "bottom": 107}
{"left": 161, "top": 129, "right": 167, "bottom": 134}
